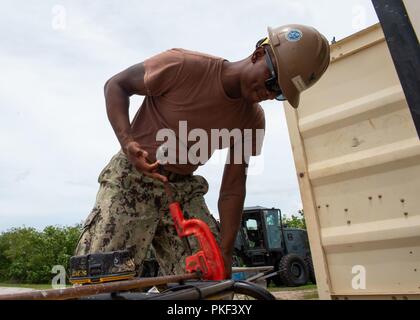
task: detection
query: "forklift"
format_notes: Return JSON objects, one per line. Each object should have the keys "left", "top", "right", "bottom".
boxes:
{"left": 233, "top": 207, "right": 316, "bottom": 287}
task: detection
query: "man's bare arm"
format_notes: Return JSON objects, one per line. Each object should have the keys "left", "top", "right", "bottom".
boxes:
{"left": 104, "top": 62, "right": 147, "bottom": 151}
{"left": 104, "top": 63, "right": 167, "bottom": 182}
{"left": 218, "top": 150, "right": 249, "bottom": 278}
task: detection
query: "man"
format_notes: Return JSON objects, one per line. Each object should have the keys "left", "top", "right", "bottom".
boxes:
{"left": 74, "top": 24, "right": 330, "bottom": 279}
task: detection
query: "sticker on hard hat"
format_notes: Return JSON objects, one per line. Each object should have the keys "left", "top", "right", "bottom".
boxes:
{"left": 292, "top": 75, "right": 308, "bottom": 92}
{"left": 286, "top": 29, "right": 303, "bottom": 42}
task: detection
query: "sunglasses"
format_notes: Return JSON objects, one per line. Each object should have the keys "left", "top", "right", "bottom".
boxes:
{"left": 263, "top": 46, "right": 286, "bottom": 101}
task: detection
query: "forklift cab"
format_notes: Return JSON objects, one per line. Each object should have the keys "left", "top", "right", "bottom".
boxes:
{"left": 239, "top": 208, "right": 285, "bottom": 266}
{"left": 264, "top": 209, "right": 283, "bottom": 250}
{"left": 235, "top": 207, "right": 311, "bottom": 268}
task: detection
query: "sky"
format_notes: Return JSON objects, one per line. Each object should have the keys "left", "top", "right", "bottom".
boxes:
{"left": 0, "top": 0, "right": 379, "bottom": 232}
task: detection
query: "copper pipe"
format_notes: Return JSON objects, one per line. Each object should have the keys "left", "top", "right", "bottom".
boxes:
{"left": 0, "top": 273, "right": 199, "bottom": 301}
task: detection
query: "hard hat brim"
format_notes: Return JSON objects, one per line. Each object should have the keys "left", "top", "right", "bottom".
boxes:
{"left": 267, "top": 26, "right": 301, "bottom": 109}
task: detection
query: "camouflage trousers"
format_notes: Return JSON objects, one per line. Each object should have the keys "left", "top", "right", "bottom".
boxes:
{"left": 74, "top": 150, "right": 220, "bottom": 276}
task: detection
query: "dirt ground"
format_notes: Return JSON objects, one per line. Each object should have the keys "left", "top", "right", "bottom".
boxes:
{"left": 234, "top": 289, "right": 318, "bottom": 300}
{"left": 0, "top": 287, "right": 36, "bottom": 295}
{"left": 271, "top": 289, "right": 319, "bottom": 300}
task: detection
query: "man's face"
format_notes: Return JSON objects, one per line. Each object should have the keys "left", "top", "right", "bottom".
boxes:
{"left": 241, "top": 46, "right": 280, "bottom": 104}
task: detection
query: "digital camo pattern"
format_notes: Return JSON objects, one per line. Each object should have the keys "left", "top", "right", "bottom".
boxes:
{"left": 74, "top": 151, "right": 220, "bottom": 276}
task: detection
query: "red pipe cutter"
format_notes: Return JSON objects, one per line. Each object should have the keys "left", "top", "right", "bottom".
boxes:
{"left": 164, "top": 182, "right": 226, "bottom": 281}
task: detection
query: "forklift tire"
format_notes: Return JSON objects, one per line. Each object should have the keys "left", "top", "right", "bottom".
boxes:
{"left": 305, "top": 256, "right": 317, "bottom": 284}
{"left": 278, "top": 254, "right": 309, "bottom": 287}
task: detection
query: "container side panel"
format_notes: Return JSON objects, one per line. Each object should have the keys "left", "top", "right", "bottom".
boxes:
{"left": 285, "top": 23, "right": 420, "bottom": 299}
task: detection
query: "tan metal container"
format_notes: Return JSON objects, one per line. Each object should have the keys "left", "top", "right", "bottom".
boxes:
{"left": 284, "top": 23, "right": 420, "bottom": 300}
{"left": 403, "top": 0, "right": 420, "bottom": 41}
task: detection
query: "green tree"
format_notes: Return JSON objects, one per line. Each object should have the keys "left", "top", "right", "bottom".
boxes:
{"left": 0, "top": 224, "right": 81, "bottom": 284}
{"left": 282, "top": 210, "right": 306, "bottom": 230}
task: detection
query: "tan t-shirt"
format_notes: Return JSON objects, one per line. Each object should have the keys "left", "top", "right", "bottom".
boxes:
{"left": 131, "top": 48, "right": 265, "bottom": 175}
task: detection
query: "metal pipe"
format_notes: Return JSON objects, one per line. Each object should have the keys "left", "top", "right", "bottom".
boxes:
{"left": 232, "top": 266, "right": 274, "bottom": 273}
{"left": 233, "top": 281, "right": 276, "bottom": 300}
{"left": 245, "top": 272, "right": 266, "bottom": 282}
{"left": 259, "top": 271, "right": 281, "bottom": 281}
{"left": 245, "top": 270, "right": 281, "bottom": 282}
{"left": 0, "top": 273, "right": 199, "bottom": 300}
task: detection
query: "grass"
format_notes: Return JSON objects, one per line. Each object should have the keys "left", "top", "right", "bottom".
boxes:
{"left": 303, "top": 292, "right": 319, "bottom": 300}
{"left": 0, "top": 283, "right": 72, "bottom": 290}
{"left": 267, "top": 283, "right": 317, "bottom": 292}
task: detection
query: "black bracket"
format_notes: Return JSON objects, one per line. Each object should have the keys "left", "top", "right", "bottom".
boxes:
{"left": 372, "top": 0, "right": 420, "bottom": 138}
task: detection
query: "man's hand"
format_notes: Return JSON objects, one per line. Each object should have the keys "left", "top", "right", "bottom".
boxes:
{"left": 125, "top": 141, "right": 168, "bottom": 183}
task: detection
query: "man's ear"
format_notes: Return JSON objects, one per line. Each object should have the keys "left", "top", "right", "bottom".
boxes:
{"left": 251, "top": 46, "right": 266, "bottom": 64}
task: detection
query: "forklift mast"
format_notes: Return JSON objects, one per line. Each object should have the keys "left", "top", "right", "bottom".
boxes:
{"left": 275, "top": 207, "right": 289, "bottom": 255}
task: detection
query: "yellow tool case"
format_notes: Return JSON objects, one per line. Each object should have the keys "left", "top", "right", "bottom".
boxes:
{"left": 69, "top": 250, "right": 136, "bottom": 285}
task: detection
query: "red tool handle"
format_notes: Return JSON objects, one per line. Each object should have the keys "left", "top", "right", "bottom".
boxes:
{"left": 168, "top": 202, "right": 226, "bottom": 280}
